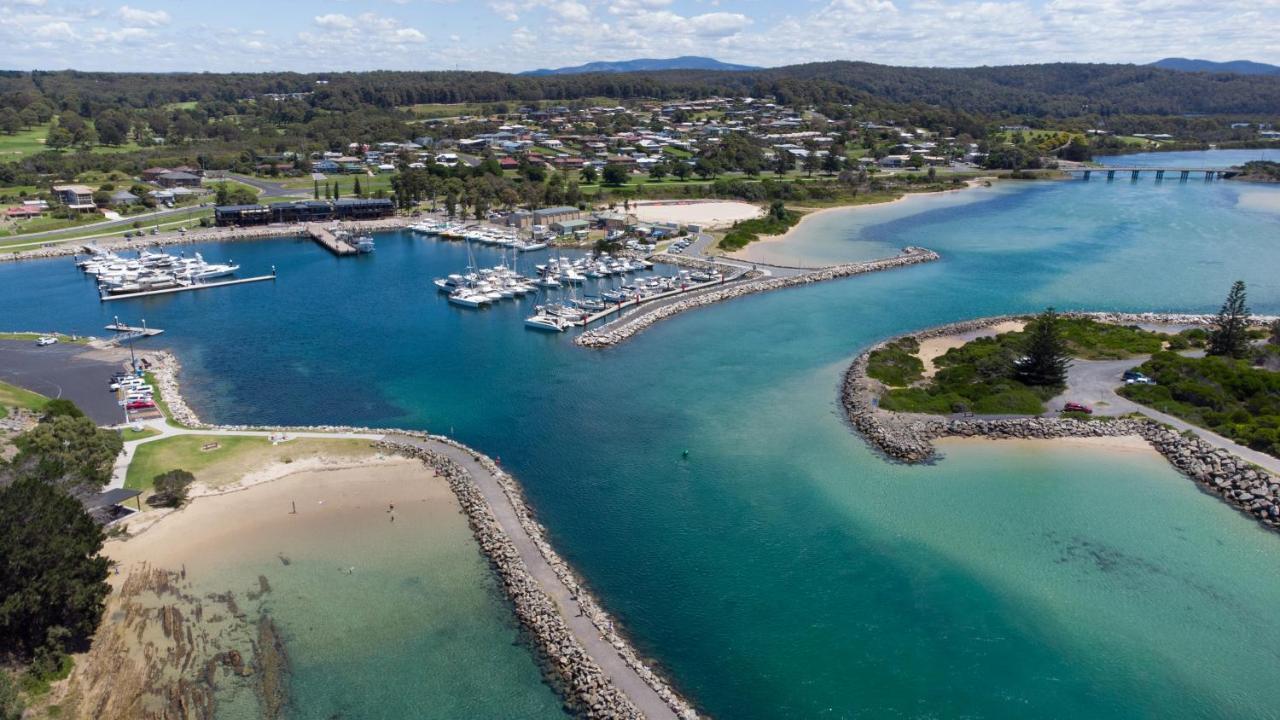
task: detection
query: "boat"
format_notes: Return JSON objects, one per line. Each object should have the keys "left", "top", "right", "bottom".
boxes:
{"left": 354, "top": 235, "right": 375, "bottom": 253}
{"left": 525, "top": 312, "right": 568, "bottom": 332}
{"left": 447, "top": 290, "right": 488, "bottom": 308}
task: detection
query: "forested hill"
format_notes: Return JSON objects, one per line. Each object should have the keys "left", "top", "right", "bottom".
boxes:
{"left": 3, "top": 61, "right": 1280, "bottom": 118}
{"left": 1151, "top": 58, "right": 1280, "bottom": 77}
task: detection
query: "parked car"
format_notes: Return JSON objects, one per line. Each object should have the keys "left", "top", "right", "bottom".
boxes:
{"left": 36, "top": 336, "right": 58, "bottom": 346}
{"left": 126, "top": 400, "right": 156, "bottom": 410}
{"left": 1063, "top": 402, "right": 1093, "bottom": 414}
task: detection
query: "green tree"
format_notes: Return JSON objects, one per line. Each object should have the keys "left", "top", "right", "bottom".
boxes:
{"left": 45, "top": 125, "right": 73, "bottom": 150}
{"left": 12, "top": 415, "right": 123, "bottom": 490}
{"left": 353, "top": 176, "right": 363, "bottom": 197}
{"left": 314, "top": 180, "right": 320, "bottom": 200}
{"left": 773, "top": 151, "right": 794, "bottom": 177}
{"left": 148, "top": 469, "right": 194, "bottom": 508}
{"left": 333, "top": 181, "right": 341, "bottom": 199}
{"left": 0, "top": 476, "right": 110, "bottom": 660}
{"left": 41, "top": 398, "right": 84, "bottom": 421}
{"left": 1208, "top": 280, "right": 1251, "bottom": 359}
{"left": 768, "top": 199, "right": 787, "bottom": 221}
{"left": 0, "top": 108, "right": 19, "bottom": 135}
{"left": 672, "top": 161, "right": 691, "bottom": 181}
{"left": 579, "top": 166, "right": 597, "bottom": 184}
{"left": 94, "top": 110, "right": 130, "bottom": 146}
{"left": 602, "top": 163, "right": 629, "bottom": 186}
{"left": 822, "top": 152, "right": 842, "bottom": 175}
{"left": 1014, "top": 308, "right": 1072, "bottom": 387}
{"left": 648, "top": 162, "right": 668, "bottom": 180}
{"left": 803, "top": 152, "right": 820, "bottom": 177}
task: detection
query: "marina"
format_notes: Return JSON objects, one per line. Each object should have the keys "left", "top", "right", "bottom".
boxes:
{"left": 70, "top": 245, "right": 273, "bottom": 303}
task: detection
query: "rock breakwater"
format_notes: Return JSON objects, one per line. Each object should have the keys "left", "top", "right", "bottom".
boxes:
{"left": 142, "top": 350, "right": 699, "bottom": 719}
{"left": 840, "top": 315, "right": 1280, "bottom": 532}
{"left": 576, "top": 247, "right": 940, "bottom": 348}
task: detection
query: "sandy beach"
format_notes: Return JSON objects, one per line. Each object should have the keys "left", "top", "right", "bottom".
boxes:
{"left": 917, "top": 320, "right": 1026, "bottom": 377}
{"left": 630, "top": 199, "right": 762, "bottom": 228}
{"left": 729, "top": 179, "right": 997, "bottom": 265}
{"left": 107, "top": 458, "right": 451, "bottom": 574}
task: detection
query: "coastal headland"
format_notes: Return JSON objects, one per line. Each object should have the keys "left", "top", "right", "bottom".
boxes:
{"left": 100, "top": 349, "right": 701, "bottom": 720}
{"left": 841, "top": 313, "right": 1280, "bottom": 532}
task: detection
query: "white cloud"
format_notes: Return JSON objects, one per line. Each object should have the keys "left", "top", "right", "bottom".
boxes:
{"left": 31, "top": 20, "right": 75, "bottom": 40}
{"left": 118, "top": 5, "right": 170, "bottom": 27}
{"left": 314, "top": 13, "right": 357, "bottom": 30}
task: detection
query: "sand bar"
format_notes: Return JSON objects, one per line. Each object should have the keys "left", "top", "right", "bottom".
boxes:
{"left": 630, "top": 199, "right": 762, "bottom": 228}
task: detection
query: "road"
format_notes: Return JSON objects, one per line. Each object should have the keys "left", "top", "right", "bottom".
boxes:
{"left": 1051, "top": 356, "right": 1280, "bottom": 476}
{"left": 0, "top": 340, "right": 127, "bottom": 425}
{"left": 221, "top": 172, "right": 310, "bottom": 198}
{"left": 6, "top": 204, "right": 213, "bottom": 244}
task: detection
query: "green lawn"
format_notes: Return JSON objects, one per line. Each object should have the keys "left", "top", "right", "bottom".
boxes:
{"left": 122, "top": 426, "right": 162, "bottom": 441}
{"left": 0, "top": 207, "right": 214, "bottom": 251}
{"left": 0, "top": 125, "right": 50, "bottom": 159}
{"left": 402, "top": 102, "right": 490, "bottom": 119}
{"left": 0, "top": 212, "right": 105, "bottom": 237}
{"left": 125, "top": 434, "right": 379, "bottom": 490}
{"left": 0, "top": 379, "right": 48, "bottom": 419}
{"left": 0, "top": 331, "right": 89, "bottom": 345}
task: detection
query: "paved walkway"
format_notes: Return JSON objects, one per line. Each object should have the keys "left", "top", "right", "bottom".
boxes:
{"left": 385, "top": 433, "right": 680, "bottom": 720}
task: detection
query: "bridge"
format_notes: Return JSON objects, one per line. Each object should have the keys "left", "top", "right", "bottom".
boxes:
{"left": 1063, "top": 166, "right": 1238, "bottom": 182}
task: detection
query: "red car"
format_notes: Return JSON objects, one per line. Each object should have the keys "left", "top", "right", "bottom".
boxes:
{"left": 1062, "top": 402, "right": 1092, "bottom": 414}
{"left": 126, "top": 400, "right": 156, "bottom": 410}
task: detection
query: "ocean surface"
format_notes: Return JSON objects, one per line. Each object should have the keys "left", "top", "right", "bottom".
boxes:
{"left": 3, "top": 149, "right": 1280, "bottom": 718}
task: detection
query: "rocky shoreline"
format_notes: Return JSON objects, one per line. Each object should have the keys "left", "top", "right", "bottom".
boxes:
{"left": 576, "top": 247, "right": 940, "bottom": 348}
{"left": 0, "top": 217, "right": 415, "bottom": 263}
{"left": 840, "top": 314, "right": 1280, "bottom": 532}
{"left": 146, "top": 351, "right": 699, "bottom": 719}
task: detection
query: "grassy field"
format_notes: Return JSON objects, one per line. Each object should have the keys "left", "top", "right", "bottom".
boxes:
{"left": 0, "top": 125, "right": 50, "bottom": 159}
{"left": 122, "top": 426, "right": 162, "bottom": 441}
{"left": 0, "top": 380, "right": 48, "bottom": 419}
{"left": 0, "top": 331, "right": 89, "bottom": 344}
{"left": 125, "top": 434, "right": 381, "bottom": 490}
{"left": 0, "top": 212, "right": 105, "bottom": 238}
{"left": 140, "top": 371, "right": 177, "bottom": 425}
{"left": 403, "top": 102, "right": 490, "bottom": 119}
{"left": 0, "top": 206, "right": 214, "bottom": 252}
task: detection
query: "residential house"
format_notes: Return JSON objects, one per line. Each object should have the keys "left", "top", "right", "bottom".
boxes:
{"left": 51, "top": 184, "right": 97, "bottom": 210}
{"left": 155, "top": 171, "right": 201, "bottom": 188}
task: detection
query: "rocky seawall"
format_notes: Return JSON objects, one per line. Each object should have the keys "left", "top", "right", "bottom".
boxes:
{"left": 576, "top": 247, "right": 940, "bottom": 348}
{"left": 840, "top": 315, "right": 1280, "bottom": 532}
{"left": 145, "top": 351, "right": 699, "bottom": 719}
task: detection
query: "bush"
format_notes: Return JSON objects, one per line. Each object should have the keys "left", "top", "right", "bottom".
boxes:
{"left": 719, "top": 209, "right": 802, "bottom": 250}
{"left": 148, "top": 468, "right": 195, "bottom": 508}
{"left": 866, "top": 337, "right": 924, "bottom": 387}
{"left": 40, "top": 398, "right": 84, "bottom": 421}
{"left": 0, "top": 671, "right": 23, "bottom": 720}
{"left": 1119, "top": 351, "right": 1280, "bottom": 458}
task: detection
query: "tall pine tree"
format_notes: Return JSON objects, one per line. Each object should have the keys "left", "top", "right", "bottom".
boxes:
{"left": 1208, "top": 280, "right": 1251, "bottom": 358}
{"left": 353, "top": 177, "right": 362, "bottom": 198}
{"left": 1014, "top": 308, "right": 1071, "bottom": 387}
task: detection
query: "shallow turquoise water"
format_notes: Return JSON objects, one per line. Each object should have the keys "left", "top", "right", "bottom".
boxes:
{"left": 2, "top": 153, "right": 1280, "bottom": 718}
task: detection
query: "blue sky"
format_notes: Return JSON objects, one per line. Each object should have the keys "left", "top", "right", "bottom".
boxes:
{"left": 0, "top": 0, "right": 1276, "bottom": 73}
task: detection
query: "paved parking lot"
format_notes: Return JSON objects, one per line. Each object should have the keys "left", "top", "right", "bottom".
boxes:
{"left": 0, "top": 340, "right": 127, "bottom": 424}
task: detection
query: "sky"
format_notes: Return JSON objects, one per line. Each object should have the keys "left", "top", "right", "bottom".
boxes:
{"left": 0, "top": 0, "right": 1277, "bottom": 74}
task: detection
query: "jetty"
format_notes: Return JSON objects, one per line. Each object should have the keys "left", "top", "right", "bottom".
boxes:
{"left": 307, "top": 224, "right": 358, "bottom": 255}
{"left": 100, "top": 272, "right": 276, "bottom": 302}
{"left": 104, "top": 323, "right": 164, "bottom": 345}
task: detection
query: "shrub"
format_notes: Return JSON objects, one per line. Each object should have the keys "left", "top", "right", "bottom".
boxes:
{"left": 148, "top": 468, "right": 195, "bottom": 508}
{"left": 866, "top": 337, "right": 924, "bottom": 387}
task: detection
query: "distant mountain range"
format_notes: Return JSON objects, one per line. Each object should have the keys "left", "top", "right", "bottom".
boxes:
{"left": 521, "top": 56, "right": 761, "bottom": 76}
{"left": 1151, "top": 58, "right": 1280, "bottom": 76}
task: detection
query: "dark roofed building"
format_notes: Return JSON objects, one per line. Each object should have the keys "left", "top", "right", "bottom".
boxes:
{"left": 214, "top": 204, "right": 270, "bottom": 226}
{"left": 156, "top": 171, "right": 202, "bottom": 188}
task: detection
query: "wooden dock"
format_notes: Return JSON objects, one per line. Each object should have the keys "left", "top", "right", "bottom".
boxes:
{"left": 100, "top": 273, "right": 275, "bottom": 302}
{"left": 307, "top": 224, "right": 358, "bottom": 255}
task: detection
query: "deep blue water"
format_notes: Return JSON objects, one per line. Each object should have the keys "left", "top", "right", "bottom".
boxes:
{"left": 3, "top": 160, "right": 1280, "bottom": 719}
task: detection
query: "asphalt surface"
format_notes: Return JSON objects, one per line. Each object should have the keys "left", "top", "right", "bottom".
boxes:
{"left": 0, "top": 340, "right": 125, "bottom": 424}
